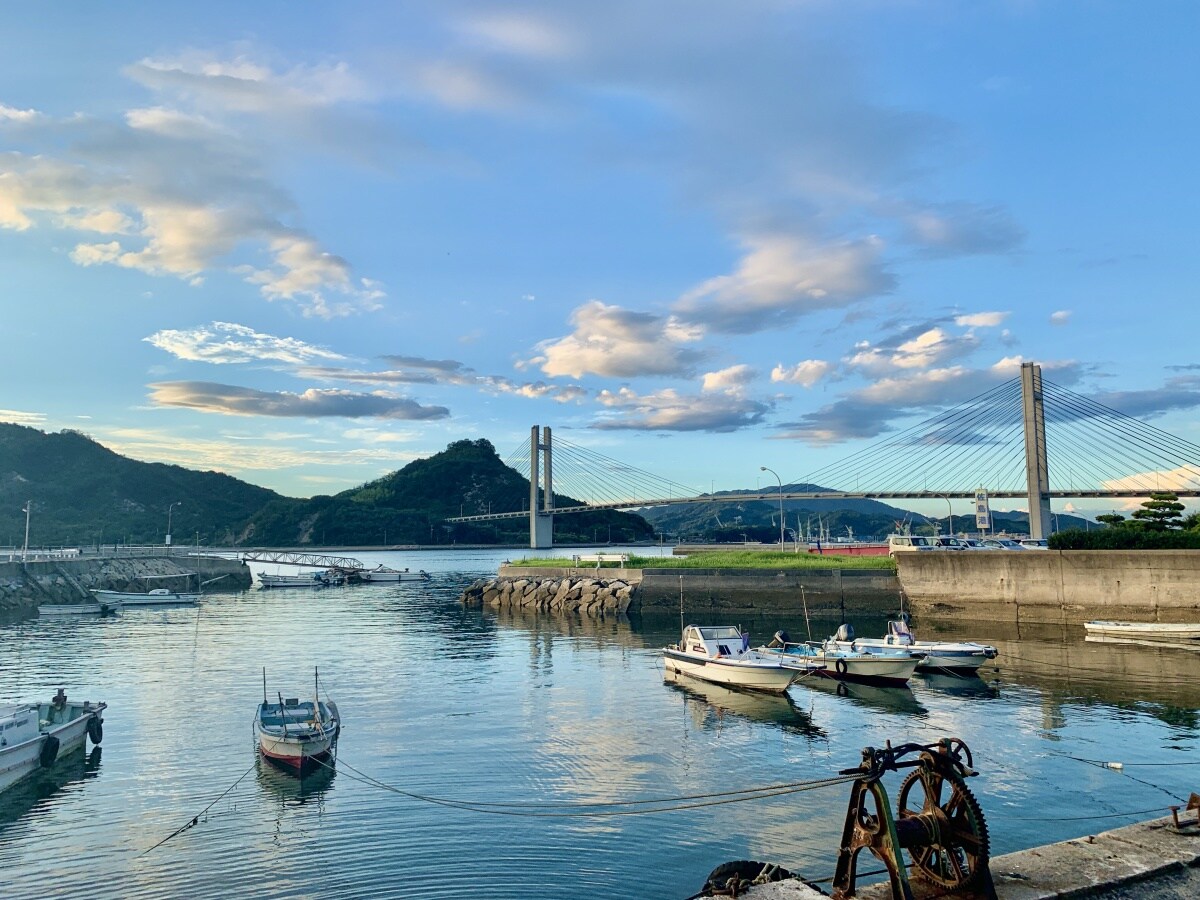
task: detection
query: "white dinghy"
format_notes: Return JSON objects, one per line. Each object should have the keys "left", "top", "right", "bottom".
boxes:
{"left": 827, "top": 619, "right": 998, "bottom": 673}
{"left": 1084, "top": 621, "right": 1200, "bottom": 641}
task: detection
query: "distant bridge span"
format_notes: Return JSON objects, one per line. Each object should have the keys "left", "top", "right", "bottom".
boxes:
{"left": 451, "top": 488, "right": 1200, "bottom": 524}
{"left": 448, "top": 364, "right": 1200, "bottom": 548}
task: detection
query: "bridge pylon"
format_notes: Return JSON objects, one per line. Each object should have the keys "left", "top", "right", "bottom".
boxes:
{"left": 1021, "top": 362, "right": 1053, "bottom": 540}
{"left": 529, "top": 425, "right": 554, "bottom": 549}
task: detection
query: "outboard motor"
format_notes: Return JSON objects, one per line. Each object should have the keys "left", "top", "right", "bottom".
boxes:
{"left": 767, "top": 630, "right": 791, "bottom": 649}
{"left": 835, "top": 623, "right": 855, "bottom": 643}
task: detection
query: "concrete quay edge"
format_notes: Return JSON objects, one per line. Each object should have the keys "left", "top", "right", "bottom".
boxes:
{"left": 731, "top": 815, "right": 1200, "bottom": 899}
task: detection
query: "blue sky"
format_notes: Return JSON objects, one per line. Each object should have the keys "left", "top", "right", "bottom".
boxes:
{"left": 1, "top": 1, "right": 1197, "bottom": 516}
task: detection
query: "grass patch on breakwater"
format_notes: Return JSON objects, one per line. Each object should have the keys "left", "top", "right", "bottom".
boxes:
{"left": 513, "top": 551, "right": 896, "bottom": 571}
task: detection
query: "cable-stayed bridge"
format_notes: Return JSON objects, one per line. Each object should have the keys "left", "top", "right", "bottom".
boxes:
{"left": 448, "top": 363, "right": 1200, "bottom": 548}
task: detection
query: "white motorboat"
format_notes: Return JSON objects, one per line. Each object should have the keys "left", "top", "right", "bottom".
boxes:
{"left": 827, "top": 620, "right": 998, "bottom": 673}
{"left": 662, "top": 625, "right": 797, "bottom": 694}
{"left": 90, "top": 588, "right": 199, "bottom": 606}
{"left": 254, "top": 669, "right": 340, "bottom": 774}
{"left": 0, "top": 690, "right": 106, "bottom": 794}
{"left": 1084, "top": 621, "right": 1200, "bottom": 641}
{"left": 257, "top": 570, "right": 346, "bottom": 588}
{"left": 358, "top": 565, "right": 431, "bottom": 583}
{"left": 759, "top": 627, "right": 921, "bottom": 686}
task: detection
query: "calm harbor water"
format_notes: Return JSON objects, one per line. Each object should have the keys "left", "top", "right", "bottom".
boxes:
{"left": 1, "top": 547, "right": 1197, "bottom": 899}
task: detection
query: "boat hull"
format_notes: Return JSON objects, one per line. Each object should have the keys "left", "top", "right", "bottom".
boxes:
{"left": 662, "top": 649, "right": 796, "bottom": 693}
{"left": 256, "top": 732, "right": 335, "bottom": 773}
{"left": 38, "top": 603, "right": 113, "bottom": 616}
{"left": 360, "top": 571, "right": 429, "bottom": 582}
{"left": 1084, "top": 621, "right": 1200, "bottom": 640}
{"left": 90, "top": 590, "right": 198, "bottom": 606}
{"left": 765, "top": 647, "right": 920, "bottom": 686}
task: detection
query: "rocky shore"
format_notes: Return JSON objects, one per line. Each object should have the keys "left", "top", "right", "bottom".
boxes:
{"left": 460, "top": 575, "right": 636, "bottom": 615}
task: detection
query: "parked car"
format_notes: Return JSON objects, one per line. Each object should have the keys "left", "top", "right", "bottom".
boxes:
{"left": 980, "top": 538, "right": 1026, "bottom": 550}
{"left": 1018, "top": 538, "right": 1049, "bottom": 550}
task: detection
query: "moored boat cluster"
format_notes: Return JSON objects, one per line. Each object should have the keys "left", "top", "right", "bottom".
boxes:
{"left": 460, "top": 575, "right": 635, "bottom": 614}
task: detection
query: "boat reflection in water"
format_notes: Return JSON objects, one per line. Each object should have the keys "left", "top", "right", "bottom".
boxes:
{"left": 663, "top": 671, "right": 825, "bottom": 739}
{"left": 254, "top": 753, "right": 336, "bottom": 807}
{"left": 915, "top": 672, "right": 1000, "bottom": 698}
{"left": 0, "top": 745, "right": 103, "bottom": 829}
{"left": 794, "top": 672, "right": 928, "bottom": 717}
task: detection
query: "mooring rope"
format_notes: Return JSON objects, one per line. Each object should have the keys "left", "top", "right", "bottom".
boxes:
{"left": 141, "top": 760, "right": 257, "bottom": 856}
{"left": 315, "top": 755, "right": 855, "bottom": 818}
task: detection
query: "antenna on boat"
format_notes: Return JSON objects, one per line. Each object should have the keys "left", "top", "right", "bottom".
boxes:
{"left": 678, "top": 574, "right": 684, "bottom": 638}
{"left": 262, "top": 667, "right": 267, "bottom": 705}
{"left": 800, "top": 584, "right": 812, "bottom": 642}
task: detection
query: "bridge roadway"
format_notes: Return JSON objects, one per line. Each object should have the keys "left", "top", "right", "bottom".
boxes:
{"left": 447, "top": 488, "right": 1200, "bottom": 523}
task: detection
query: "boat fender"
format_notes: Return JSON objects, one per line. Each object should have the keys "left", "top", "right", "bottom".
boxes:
{"left": 87, "top": 716, "right": 104, "bottom": 745}
{"left": 835, "top": 658, "right": 848, "bottom": 675}
{"left": 40, "top": 735, "right": 60, "bottom": 768}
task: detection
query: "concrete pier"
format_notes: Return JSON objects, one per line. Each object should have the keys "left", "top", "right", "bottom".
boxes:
{"left": 896, "top": 550, "right": 1200, "bottom": 625}
{"left": 728, "top": 814, "right": 1200, "bottom": 899}
{"left": 0, "top": 554, "right": 252, "bottom": 612}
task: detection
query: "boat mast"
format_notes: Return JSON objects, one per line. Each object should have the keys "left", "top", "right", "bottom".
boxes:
{"left": 314, "top": 666, "right": 321, "bottom": 724}
{"left": 262, "top": 667, "right": 267, "bottom": 705}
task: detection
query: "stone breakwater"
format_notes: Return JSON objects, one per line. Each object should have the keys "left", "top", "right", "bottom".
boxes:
{"left": 460, "top": 575, "right": 636, "bottom": 615}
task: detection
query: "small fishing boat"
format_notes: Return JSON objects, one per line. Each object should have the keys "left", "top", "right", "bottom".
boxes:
{"left": 759, "top": 628, "right": 922, "bottom": 686}
{"left": 254, "top": 669, "right": 340, "bottom": 774}
{"left": 257, "top": 569, "right": 347, "bottom": 588}
{"left": 662, "top": 625, "right": 797, "bottom": 694}
{"left": 1083, "top": 621, "right": 1200, "bottom": 641}
{"left": 0, "top": 690, "right": 106, "bottom": 794}
{"left": 39, "top": 601, "right": 118, "bottom": 616}
{"left": 90, "top": 588, "right": 199, "bottom": 606}
{"left": 827, "top": 619, "right": 998, "bottom": 673}
{"left": 358, "top": 565, "right": 431, "bottom": 583}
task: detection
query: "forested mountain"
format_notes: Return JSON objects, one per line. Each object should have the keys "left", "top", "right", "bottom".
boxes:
{"left": 0, "top": 423, "right": 1088, "bottom": 549}
{"left": 0, "top": 426, "right": 651, "bottom": 548}
{"left": 240, "top": 438, "right": 653, "bottom": 546}
{"left": 0, "top": 423, "right": 279, "bottom": 547}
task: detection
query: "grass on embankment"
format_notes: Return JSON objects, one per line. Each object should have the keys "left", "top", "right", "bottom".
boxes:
{"left": 512, "top": 550, "right": 896, "bottom": 571}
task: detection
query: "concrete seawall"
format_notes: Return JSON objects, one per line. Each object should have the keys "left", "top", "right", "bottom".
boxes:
{"left": 496, "top": 565, "right": 902, "bottom": 616}
{"left": 0, "top": 555, "right": 253, "bottom": 612}
{"left": 896, "top": 550, "right": 1200, "bottom": 625}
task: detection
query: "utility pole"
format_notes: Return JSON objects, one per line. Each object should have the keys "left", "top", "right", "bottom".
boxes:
{"left": 21, "top": 501, "right": 31, "bottom": 562}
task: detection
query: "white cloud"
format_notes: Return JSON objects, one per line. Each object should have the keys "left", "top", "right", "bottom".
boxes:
{"left": 771, "top": 360, "right": 832, "bottom": 387}
{"left": 594, "top": 386, "right": 771, "bottom": 432}
{"left": 954, "top": 311, "right": 1009, "bottom": 328}
{"left": 0, "top": 104, "right": 39, "bottom": 122}
{"left": 0, "top": 408, "right": 47, "bottom": 425}
{"left": 1101, "top": 466, "right": 1200, "bottom": 495}
{"left": 457, "top": 13, "right": 575, "bottom": 59}
{"left": 144, "top": 322, "right": 346, "bottom": 365}
{"left": 147, "top": 382, "right": 450, "bottom": 420}
{"left": 674, "top": 234, "right": 894, "bottom": 334}
{"left": 702, "top": 364, "right": 756, "bottom": 393}
{"left": 1050, "top": 310, "right": 1072, "bottom": 325}
{"left": 530, "top": 301, "right": 704, "bottom": 378}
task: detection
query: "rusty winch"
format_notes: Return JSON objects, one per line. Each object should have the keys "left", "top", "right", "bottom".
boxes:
{"left": 832, "top": 738, "right": 996, "bottom": 900}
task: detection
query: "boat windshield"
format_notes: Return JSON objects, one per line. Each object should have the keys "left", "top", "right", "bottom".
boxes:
{"left": 697, "top": 626, "right": 742, "bottom": 640}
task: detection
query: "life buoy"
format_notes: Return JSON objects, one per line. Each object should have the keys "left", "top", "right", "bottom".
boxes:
{"left": 835, "top": 658, "right": 848, "bottom": 675}
{"left": 39, "top": 735, "right": 60, "bottom": 768}
{"left": 87, "top": 716, "right": 103, "bottom": 745}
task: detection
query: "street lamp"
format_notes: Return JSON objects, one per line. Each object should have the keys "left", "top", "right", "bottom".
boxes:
{"left": 940, "top": 495, "right": 953, "bottom": 536}
{"left": 760, "top": 466, "right": 784, "bottom": 550}
{"left": 166, "top": 501, "right": 181, "bottom": 547}
{"left": 21, "top": 500, "right": 31, "bottom": 562}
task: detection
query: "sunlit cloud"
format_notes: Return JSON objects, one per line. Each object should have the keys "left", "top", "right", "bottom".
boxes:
{"left": 0, "top": 408, "right": 47, "bottom": 426}
{"left": 593, "top": 386, "right": 770, "bottom": 432}
{"left": 145, "top": 322, "right": 346, "bottom": 365}
{"left": 147, "top": 381, "right": 450, "bottom": 420}
{"left": 771, "top": 360, "right": 832, "bottom": 387}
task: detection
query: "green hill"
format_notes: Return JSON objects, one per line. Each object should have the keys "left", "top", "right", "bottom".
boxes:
{"left": 241, "top": 438, "right": 654, "bottom": 546}
{"left": 0, "top": 423, "right": 279, "bottom": 547}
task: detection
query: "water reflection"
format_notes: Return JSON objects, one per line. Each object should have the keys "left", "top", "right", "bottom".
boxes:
{"left": 794, "top": 675, "right": 928, "bottom": 717}
{"left": 0, "top": 745, "right": 102, "bottom": 830}
{"left": 255, "top": 755, "right": 336, "bottom": 806}
{"left": 915, "top": 672, "right": 1000, "bottom": 698}
{"left": 663, "top": 671, "right": 826, "bottom": 739}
